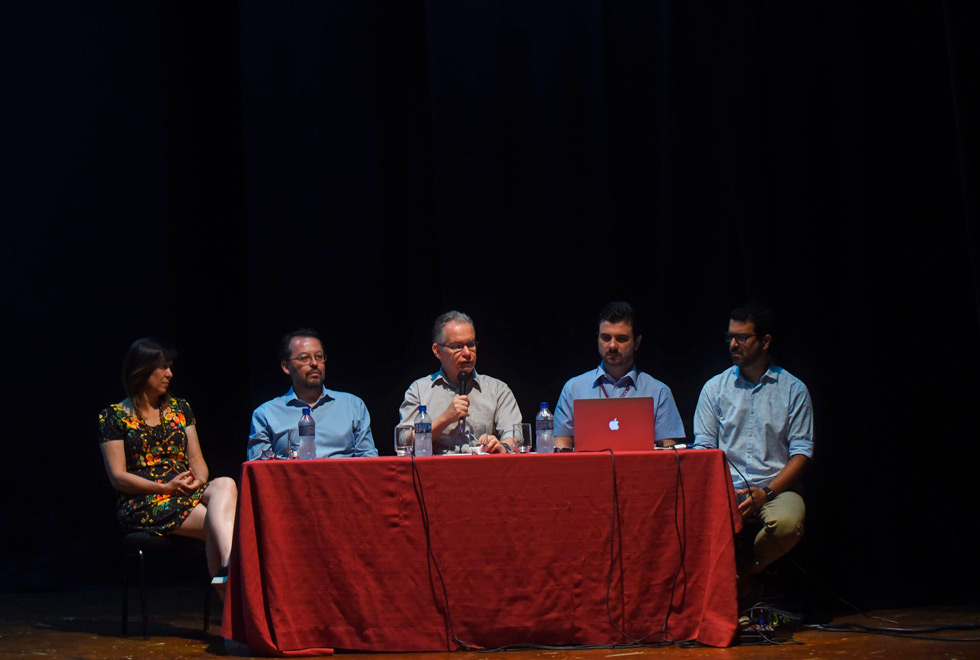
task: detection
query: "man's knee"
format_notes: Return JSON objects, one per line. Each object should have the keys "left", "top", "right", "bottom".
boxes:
{"left": 759, "top": 491, "right": 806, "bottom": 542}
{"left": 762, "top": 515, "right": 805, "bottom": 542}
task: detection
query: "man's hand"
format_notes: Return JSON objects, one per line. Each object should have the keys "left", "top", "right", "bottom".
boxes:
{"left": 479, "top": 434, "right": 513, "bottom": 454}
{"left": 736, "top": 487, "right": 767, "bottom": 518}
{"left": 441, "top": 395, "right": 470, "bottom": 424}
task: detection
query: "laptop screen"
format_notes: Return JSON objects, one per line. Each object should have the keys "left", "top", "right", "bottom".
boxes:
{"left": 572, "top": 397, "right": 656, "bottom": 451}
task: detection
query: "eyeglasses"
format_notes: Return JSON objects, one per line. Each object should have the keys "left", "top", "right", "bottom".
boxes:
{"left": 437, "top": 341, "right": 480, "bottom": 353}
{"left": 289, "top": 353, "right": 326, "bottom": 365}
{"left": 724, "top": 333, "right": 757, "bottom": 345}
{"left": 260, "top": 448, "right": 293, "bottom": 460}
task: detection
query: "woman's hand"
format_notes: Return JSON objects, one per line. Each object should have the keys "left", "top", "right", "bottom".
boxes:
{"left": 182, "top": 469, "right": 205, "bottom": 493}
{"left": 166, "top": 471, "right": 199, "bottom": 496}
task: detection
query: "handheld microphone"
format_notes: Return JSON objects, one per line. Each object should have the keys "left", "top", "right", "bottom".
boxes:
{"left": 456, "top": 370, "right": 472, "bottom": 434}
{"left": 457, "top": 370, "right": 472, "bottom": 396}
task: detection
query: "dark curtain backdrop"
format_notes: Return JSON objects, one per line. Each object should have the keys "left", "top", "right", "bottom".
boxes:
{"left": 3, "top": 1, "right": 978, "bottom": 611}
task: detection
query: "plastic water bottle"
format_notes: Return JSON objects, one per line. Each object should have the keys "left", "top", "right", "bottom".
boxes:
{"left": 298, "top": 407, "right": 316, "bottom": 459}
{"left": 414, "top": 405, "right": 433, "bottom": 457}
{"left": 536, "top": 402, "right": 555, "bottom": 454}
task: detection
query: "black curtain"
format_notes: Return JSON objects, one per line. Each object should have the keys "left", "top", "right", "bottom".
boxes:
{"left": 2, "top": 1, "right": 978, "bottom": 610}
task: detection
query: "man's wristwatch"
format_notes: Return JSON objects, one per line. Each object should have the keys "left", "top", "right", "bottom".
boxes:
{"left": 762, "top": 486, "right": 776, "bottom": 502}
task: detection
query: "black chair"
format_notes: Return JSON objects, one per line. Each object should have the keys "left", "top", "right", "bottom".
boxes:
{"left": 735, "top": 516, "right": 805, "bottom": 611}
{"left": 121, "top": 531, "right": 212, "bottom": 639}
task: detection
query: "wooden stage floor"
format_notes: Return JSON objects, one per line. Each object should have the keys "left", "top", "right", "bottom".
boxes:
{"left": 1, "top": 586, "right": 978, "bottom": 659}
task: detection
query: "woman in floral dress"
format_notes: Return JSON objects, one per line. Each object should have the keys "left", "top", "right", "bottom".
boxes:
{"left": 99, "top": 338, "right": 237, "bottom": 589}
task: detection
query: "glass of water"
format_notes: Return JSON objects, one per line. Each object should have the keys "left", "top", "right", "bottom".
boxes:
{"left": 470, "top": 425, "right": 493, "bottom": 454}
{"left": 394, "top": 427, "right": 414, "bottom": 457}
{"left": 511, "top": 423, "right": 532, "bottom": 453}
{"left": 275, "top": 430, "right": 297, "bottom": 460}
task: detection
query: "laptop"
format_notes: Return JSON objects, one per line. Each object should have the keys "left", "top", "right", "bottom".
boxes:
{"left": 573, "top": 397, "right": 656, "bottom": 451}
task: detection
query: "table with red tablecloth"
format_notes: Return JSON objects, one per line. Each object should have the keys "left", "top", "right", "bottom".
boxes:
{"left": 221, "top": 450, "right": 742, "bottom": 655}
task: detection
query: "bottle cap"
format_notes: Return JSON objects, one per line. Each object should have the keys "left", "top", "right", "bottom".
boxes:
{"left": 540, "top": 402, "right": 548, "bottom": 409}
{"left": 302, "top": 407, "right": 311, "bottom": 415}
{"left": 419, "top": 405, "right": 427, "bottom": 413}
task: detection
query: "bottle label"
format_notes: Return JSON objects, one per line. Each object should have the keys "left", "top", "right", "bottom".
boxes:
{"left": 414, "top": 423, "right": 431, "bottom": 434}
{"left": 536, "top": 420, "right": 553, "bottom": 431}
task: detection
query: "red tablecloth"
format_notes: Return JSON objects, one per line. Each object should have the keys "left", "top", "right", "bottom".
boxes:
{"left": 222, "top": 450, "right": 741, "bottom": 655}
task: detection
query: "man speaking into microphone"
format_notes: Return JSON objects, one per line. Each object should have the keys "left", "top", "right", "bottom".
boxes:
{"left": 397, "top": 311, "right": 523, "bottom": 454}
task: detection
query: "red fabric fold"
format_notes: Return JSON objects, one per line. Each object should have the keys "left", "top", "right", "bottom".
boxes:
{"left": 222, "top": 451, "right": 740, "bottom": 654}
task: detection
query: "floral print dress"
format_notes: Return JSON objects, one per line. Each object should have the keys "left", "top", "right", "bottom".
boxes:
{"left": 99, "top": 398, "right": 210, "bottom": 534}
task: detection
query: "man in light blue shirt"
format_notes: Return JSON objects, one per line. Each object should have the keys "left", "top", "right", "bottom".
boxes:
{"left": 247, "top": 329, "right": 377, "bottom": 460}
{"left": 554, "top": 302, "right": 685, "bottom": 449}
{"left": 693, "top": 303, "right": 813, "bottom": 577}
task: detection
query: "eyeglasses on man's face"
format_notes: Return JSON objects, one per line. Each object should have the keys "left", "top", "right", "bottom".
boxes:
{"left": 437, "top": 341, "right": 480, "bottom": 354}
{"left": 289, "top": 353, "right": 326, "bottom": 366}
{"left": 724, "top": 333, "right": 757, "bottom": 345}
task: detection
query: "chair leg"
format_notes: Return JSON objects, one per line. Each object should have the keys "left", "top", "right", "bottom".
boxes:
{"left": 137, "top": 548, "right": 149, "bottom": 640}
{"left": 203, "top": 573, "right": 211, "bottom": 632}
{"left": 121, "top": 551, "right": 129, "bottom": 635}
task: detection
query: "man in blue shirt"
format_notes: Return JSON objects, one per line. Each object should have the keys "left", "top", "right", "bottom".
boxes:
{"left": 693, "top": 303, "right": 813, "bottom": 577}
{"left": 554, "top": 301, "right": 685, "bottom": 449}
{"left": 247, "top": 329, "right": 377, "bottom": 460}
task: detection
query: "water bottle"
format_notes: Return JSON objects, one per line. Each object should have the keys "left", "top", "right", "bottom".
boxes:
{"left": 298, "top": 407, "right": 316, "bottom": 459}
{"left": 535, "top": 402, "right": 555, "bottom": 454}
{"left": 414, "top": 405, "right": 433, "bottom": 457}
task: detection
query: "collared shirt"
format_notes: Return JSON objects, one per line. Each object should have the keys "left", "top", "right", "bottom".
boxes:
{"left": 247, "top": 386, "right": 377, "bottom": 460}
{"left": 692, "top": 365, "right": 813, "bottom": 491}
{"left": 397, "top": 370, "right": 523, "bottom": 454}
{"left": 553, "top": 364, "right": 686, "bottom": 441}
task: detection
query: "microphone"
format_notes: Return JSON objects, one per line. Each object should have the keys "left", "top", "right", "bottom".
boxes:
{"left": 456, "top": 370, "right": 472, "bottom": 435}
{"left": 457, "top": 370, "right": 472, "bottom": 396}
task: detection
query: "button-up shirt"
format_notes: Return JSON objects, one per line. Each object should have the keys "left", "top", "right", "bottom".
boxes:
{"left": 247, "top": 386, "right": 377, "bottom": 460}
{"left": 553, "top": 364, "right": 686, "bottom": 441}
{"left": 397, "top": 370, "right": 523, "bottom": 454}
{"left": 692, "top": 365, "right": 813, "bottom": 491}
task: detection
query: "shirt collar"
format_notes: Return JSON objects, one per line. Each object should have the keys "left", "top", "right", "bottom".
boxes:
{"left": 593, "top": 364, "right": 639, "bottom": 389}
{"left": 432, "top": 369, "right": 482, "bottom": 392}
{"left": 283, "top": 385, "right": 333, "bottom": 408}
{"left": 733, "top": 365, "right": 779, "bottom": 387}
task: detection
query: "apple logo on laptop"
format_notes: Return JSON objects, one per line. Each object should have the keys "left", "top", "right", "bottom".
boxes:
{"left": 609, "top": 418, "right": 620, "bottom": 431}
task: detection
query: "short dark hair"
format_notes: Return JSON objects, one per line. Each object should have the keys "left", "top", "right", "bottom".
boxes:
{"left": 432, "top": 311, "right": 475, "bottom": 344}
{"left": 729, "top": 302, "right": 775, "bottom": 338}
{"left": 280, "top": 328, "right": 321, "bottom": 361}
{"left": 121, "top": 338, "right": 176, "bottom": 409}
{"left": 597, "top": 301, "right": 641, "bottom": 338}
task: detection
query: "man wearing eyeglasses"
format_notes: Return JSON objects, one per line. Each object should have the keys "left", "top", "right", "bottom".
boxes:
{"left": 397, "top": 311, "right": 522, "bottom": 454}
{"left": 554, "top": 301, "right": 686, "bottom": 450}
{"left": 247, "top": 329, "right": 377, "bottom": 460}
{"left": 692, "top": 302, "right": 812, "bottom": 580}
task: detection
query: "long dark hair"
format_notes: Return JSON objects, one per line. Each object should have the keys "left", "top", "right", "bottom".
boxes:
{"left": 121, "top": 338, "right": 177, "bottom": 413}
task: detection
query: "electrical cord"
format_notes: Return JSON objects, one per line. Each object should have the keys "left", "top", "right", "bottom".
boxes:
{"left": 409, "top": 453, "right": 481, "bottom": 650}
{"left": 805, "top": 621, "right": 980, "bottom": 642}
{"left": 408, "top": 449, "right": 702, "bottom": 652}
{"left": 722, "top": 457, "right": 980, "bottom": 641}
{"left": 588, "top": 446, "right": 693, "bottom": 648}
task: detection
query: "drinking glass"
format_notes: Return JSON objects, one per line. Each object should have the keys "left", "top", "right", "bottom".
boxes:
{"left": 277, "top": 430, "right": 298, "bottom": 460}
{"left": 394, "top": 427, "right": 413, "bottom": 457}
{"left": 471, "top": 425, "right": 493, "bottom": 454}
{"left": 512, "top": 423, "right": 532, "bottom": 453}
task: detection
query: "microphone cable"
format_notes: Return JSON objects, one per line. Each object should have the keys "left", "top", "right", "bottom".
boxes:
{"left": 407, "top": 448, "right": 700, "bottom": 652}
{"left": 590, "top": 447, "right": 690, "bottom": 648}
{"left": 408, "top": 452, "right": 482, "bottom": 651}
